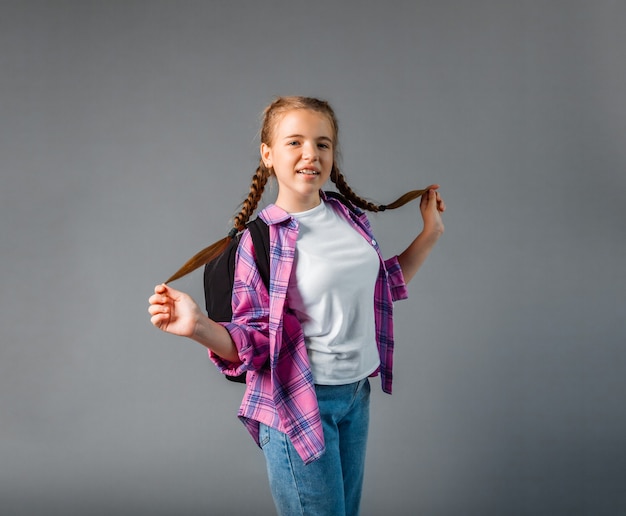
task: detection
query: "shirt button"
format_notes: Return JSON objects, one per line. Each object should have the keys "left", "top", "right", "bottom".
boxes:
{"left": 371, "top": 239, "right": 377, "bottom": 246}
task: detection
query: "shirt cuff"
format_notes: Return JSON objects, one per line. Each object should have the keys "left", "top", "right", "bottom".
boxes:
{"left": 385, "top": 255, "right": 409, "bottom": 301}
{"left": 208, "top": 321, "right": 270, "bottom": 379}
{"left": 208, "top": 322, "right": 247, "bottom": 378}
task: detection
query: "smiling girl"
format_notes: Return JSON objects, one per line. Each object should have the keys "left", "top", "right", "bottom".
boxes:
{"left": 148, "top": 96, "right": 445, "bottom": 515}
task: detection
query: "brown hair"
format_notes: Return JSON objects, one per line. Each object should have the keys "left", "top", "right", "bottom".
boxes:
{"left": 165, "top": 96, "right": 427, "bottom": 283}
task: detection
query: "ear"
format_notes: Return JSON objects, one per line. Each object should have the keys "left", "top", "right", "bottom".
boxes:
{"left": 260, "top": 143, "right": 272, "bottom": 168}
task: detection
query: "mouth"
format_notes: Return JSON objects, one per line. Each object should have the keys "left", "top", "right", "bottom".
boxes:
{"left": 297, "top": 169, "right": 320, "bottom": 176}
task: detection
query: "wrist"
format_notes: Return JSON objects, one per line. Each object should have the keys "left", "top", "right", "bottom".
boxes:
{"left": 191, "top": 311, "right": 212, "bottom": 342}
{"left": 420, "top": 225, "right": 444, "bottom": 245}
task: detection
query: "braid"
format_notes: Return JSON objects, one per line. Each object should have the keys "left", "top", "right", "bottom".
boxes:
{"left": 331, "top": 165, "right": 382, "bottom": 212}
{"left": 331, "top": 164, "right": 428, "bottom": 213}
{"left": 233, "top": 163, "right": 270, "bottom": 230}
{"left": 164, "top": 95, "right": 429, "bottom": 284}
{"left": 165, "top": 163, "right": 270, "bottom": 284}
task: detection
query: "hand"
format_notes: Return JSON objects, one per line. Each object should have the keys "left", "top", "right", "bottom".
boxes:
{"left": 148, "top": 283, "right": 203, "bottom": 337}
{"left": 420, "top": 184, "right": 446, "bottom": 240}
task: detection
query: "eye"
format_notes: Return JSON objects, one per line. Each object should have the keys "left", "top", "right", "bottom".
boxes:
{"left": 318, "top": 142, "right": 330, "bottom": 150}
{"left": 287, "top": 140, "right": 300, "bottom": 146}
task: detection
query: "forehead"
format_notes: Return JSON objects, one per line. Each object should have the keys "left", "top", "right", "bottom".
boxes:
{"left": 272, "top": 109, "right": 334, "bottom": 140}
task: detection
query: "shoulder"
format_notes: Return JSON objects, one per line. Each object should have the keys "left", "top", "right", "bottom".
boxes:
{"left": 257, "top": 204, "right": 291, "bottom": 226}
{"left": 322, "top": 190, "right": 363, "bottom": 216}
{"left": 323, "top": 193, "right": 372, "bottom": 231}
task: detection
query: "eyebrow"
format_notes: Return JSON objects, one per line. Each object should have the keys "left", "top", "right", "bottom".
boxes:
{"left": 283, "top": 134, "right": 333, "bottom": 143}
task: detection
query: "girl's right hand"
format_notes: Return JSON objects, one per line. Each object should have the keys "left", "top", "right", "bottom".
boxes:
{"left": 148, "top": 283, "right": 202, "bottom": 337}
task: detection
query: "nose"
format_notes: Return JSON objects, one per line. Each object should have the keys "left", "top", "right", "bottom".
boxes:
{"left": 302, "top": 141, "right": 319, "bottom": 161}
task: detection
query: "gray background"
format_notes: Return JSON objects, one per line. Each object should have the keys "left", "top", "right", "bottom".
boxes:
{"left": 1, "top": 1, "right": 625, "bottom": 515}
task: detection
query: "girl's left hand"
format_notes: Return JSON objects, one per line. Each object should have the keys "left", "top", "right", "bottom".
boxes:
{"left": 420, "top": 184, "right": 446, "bottom": 239}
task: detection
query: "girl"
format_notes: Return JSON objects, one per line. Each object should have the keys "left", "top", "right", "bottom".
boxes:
{"left": 148, "top": 96, "right": 445, "bottom": 515}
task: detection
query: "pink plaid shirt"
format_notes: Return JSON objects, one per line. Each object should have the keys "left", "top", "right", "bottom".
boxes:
{"left": 210, "top": 193, "right": 408, "bottom": 464}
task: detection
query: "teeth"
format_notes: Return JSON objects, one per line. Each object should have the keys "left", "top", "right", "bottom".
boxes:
{"left": 298, "top": 169, "right": 319, "bottom": 175}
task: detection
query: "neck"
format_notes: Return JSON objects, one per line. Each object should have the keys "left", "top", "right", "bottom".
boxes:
{"left": 275, "top": 191, "right": 322, "bottom": 213}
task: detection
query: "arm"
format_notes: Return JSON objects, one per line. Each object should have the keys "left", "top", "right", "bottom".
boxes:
{"left": 148, "top": 283, "right": 240, "bottom": 362}
{"left": 397, "top": 185, "right": 446, "bottom": 284}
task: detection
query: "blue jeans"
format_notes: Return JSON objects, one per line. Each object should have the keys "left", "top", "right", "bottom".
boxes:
{"left": 260, "top": 378, "right": 371, "bottom": 516}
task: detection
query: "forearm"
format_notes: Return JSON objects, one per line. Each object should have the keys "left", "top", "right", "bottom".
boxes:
{"left": 397, "top": 229, "right": 443, "bottom": 284}
{"left": 191, "top": 315, "right": 240, "bottom": 363}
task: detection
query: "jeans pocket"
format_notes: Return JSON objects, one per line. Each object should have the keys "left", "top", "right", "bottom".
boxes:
{"left": 259, "top": 423, "right": 271, "bottom": 448}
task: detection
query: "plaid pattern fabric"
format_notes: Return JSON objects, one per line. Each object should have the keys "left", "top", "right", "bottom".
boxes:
{"left": 210, "top": 193, "right": 408, "bottom": 464}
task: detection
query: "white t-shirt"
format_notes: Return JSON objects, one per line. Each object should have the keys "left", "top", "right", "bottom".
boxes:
{"left": 288, "top": 201, "right": 380, "bottom": 384}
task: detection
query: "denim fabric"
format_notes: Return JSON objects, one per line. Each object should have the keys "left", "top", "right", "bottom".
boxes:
{"left": 260, "top": 378, "right": 371, "bottom": 516}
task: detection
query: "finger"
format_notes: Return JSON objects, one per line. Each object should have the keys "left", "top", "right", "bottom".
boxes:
{"left": 148, "top": 303, "right": 169, "bottom": 316}
{"left": 148, "top": 293, "right": 169, "bottom": 305}
{"left": 428, "top": 188, "right": 439, "bottom": 208}
{"left": 436, "top": 193, "right": 446, "bottom": 212}
{"left": 160, "top": 283, "right": 183, "bottom": 300}
{"left": 150, "top": 313, "right": 169, "bottom": 329}
{"left": 420, "top": 188, "right": 436, "bottom": 209}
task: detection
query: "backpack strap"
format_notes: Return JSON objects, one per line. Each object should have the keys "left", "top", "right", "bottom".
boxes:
{"left": 324, "top": 190, "right": 359, "bottom": 215}
{"left": 246, "top": 218, "right": 270, "bottom": 291}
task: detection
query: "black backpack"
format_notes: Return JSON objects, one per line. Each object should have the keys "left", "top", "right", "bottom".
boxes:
{"left": 204, "top": 218, "right": 270, "bottom": 383}
{"left": 203, "top": 192, "right": 355, "bottom": 384}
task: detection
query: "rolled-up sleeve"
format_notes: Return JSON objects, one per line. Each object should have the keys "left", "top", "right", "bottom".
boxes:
{"left": 384, "top": 255, "right": 409, "bottom": 302}
{"left": 210, "top": 320, "right": 269, "bottom": 377}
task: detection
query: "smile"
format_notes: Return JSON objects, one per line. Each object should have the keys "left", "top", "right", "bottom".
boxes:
{"left": 297, "top": 169, "right": 320, "bottom": 175}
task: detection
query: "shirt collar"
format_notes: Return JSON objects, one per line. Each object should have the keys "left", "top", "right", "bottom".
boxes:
{"left": 258, "top": 203, "right": 292, "bottom": 225}
{"left": 258, "top": 190, "right": 352, "bottom": 226}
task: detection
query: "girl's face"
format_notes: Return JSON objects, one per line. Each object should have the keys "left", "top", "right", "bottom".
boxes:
{"left": 261, "top": 109, "right": 334, "bottom": 213}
